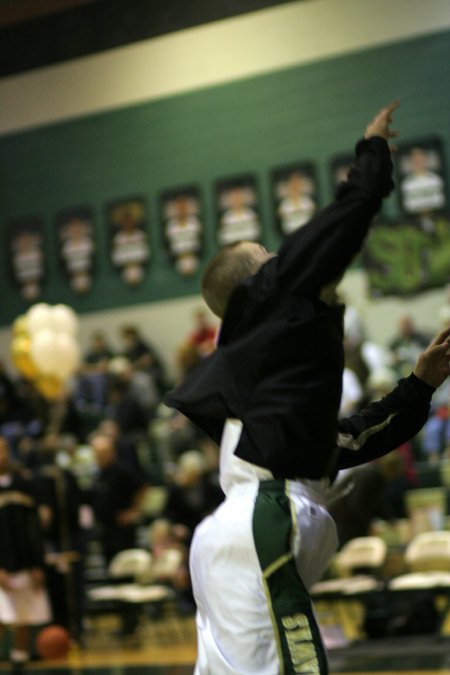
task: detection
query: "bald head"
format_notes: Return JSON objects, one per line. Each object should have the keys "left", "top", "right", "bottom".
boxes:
{"left": 201, "top": 242, "right": 273, "bottom": 318}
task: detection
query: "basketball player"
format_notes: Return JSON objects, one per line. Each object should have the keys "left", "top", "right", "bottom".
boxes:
{"left": 166, "top": 101, "right": 450, "bottom": 674}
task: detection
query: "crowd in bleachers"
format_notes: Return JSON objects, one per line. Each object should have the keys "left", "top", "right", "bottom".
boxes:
{"left": 0, "top": 298, "right": 449, "bottom": 654}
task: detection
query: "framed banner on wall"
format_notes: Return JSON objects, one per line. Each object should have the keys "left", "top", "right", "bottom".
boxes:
{"left": 160, "top": 186, "right": 204, "bottom": 277}
{"left": 8, "top": 217, "right": 45, "bottom": 301}
{"left": 397, "top": 137, "right": 447, "bottom": 221}
{"left": 272, "top": 162, "right": 318, "bottom": 237}
{"left": 215, "top": 176, "right": 262, "bottom": 247}
{"left": 107, "top": 197, "right": 150, "bottom": 286}
{"left": 57, "top": 207, "right": 95, "bottom": 294}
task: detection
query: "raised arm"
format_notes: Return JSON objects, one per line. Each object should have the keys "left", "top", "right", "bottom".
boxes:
{"left": 336, "top": 326, "right": 450, "bottom": 470}
{"left": 276, "top": 101, "right": 400, "bottom": 297}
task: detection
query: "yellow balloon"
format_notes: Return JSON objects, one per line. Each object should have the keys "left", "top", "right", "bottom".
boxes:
{"left": 35, "top": 375, "right": 64, "bottom": 401}
{"left": 11, "top": 335, "right": 39, "bottom": 380}
{"left": 12, "top": 315, "right": 29, "bottom": 337}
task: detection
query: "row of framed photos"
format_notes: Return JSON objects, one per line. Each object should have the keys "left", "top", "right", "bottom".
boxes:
{"left": 6, "top": 136, "right": 448, "bottom": 300}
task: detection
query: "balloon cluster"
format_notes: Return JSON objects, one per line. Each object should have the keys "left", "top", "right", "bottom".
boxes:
{"left": 11, "top": 303, "right": 81, "bottom": 400}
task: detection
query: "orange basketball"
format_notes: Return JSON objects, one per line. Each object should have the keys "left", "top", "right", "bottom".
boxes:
{"left": 36, "top": 625, "right": 70, "bottom": 660}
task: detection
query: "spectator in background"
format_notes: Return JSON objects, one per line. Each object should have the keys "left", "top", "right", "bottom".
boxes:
{"left": 104, "top": 377, "right": 148, "bottom": 436}
{"left": 164, "top": 450, "right": 223, "bottom": 541}
{"left": 329, "top": 452, "right": 409, "bottom": 549}
{"left": 76, "top": 331, "right": 114, "bottom": 410}
{"left": 176, "top": 309, "right": 217, "bottom": 380}
{"left": 389, "top": 314, "right": 430, "bottom": 377}
{"left": 84, "top": 331, "right": 113, "bottom": 370}
{"left": 2, "top": 379, "right": 44, "bottom": 454}
{"left": 421, "top": 387, "right": 450, "bottom": 464}
{"left": 416, "top": 297, "right": 450, "bottom": 464}
{"left": 159, "top": 411, "right": 220, "bottom": 470}
{"left": 0, "top": 361, "right": 16, "bottom": 428}
{"left": 108, "top": 356, "right": 159, "bottom": 424}
{"left": 96, "top": 418, "right": 142, "bottom": 477}
{"left": 89, "top": 432, "right": 148, "bottom": 640}
{"left": 90, "top": 432, "right": 147, "bottom": 563}
{"left": 0, "top": 436, "right": 51, "bottom": 674}
{"left": 35, "top": 438, "right": 85, "bottom": 639}
{"left": 366, "top": 367, "right": 422, "bottom": 472}
{"left": 147, "top": 519, "right": 192, "bottom": 613}
{"left": 15, "top": 435, "right": 41, "bottom": 474}
{"left": 187, "top": 309, "right": 217, "bottom": 358}
{"left": 120, "top": 325, "right": 166, "bottom": 396}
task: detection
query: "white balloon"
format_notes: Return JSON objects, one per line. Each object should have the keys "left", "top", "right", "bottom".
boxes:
{"left": 53, "top": 333, "right": 81, "bottom": 378}
{"left": 26, "top": 303, "right": 52, "bottom": 335}
{"left": 51, "top": 305, "right": 79, "bottom": 335}
{"left": 31, "top": 329, "right": 58, "bottom": 375}
{"left": 27, "top": 304, "right": 80, "bottom": 378}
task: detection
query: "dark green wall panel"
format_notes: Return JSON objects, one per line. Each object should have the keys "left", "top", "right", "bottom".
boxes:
{"left": 1, "top": 30, "right": 449, "bottom": 324}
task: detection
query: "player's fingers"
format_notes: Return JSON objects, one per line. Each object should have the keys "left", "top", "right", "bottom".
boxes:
{"left": 428, "top": 342, "right": 450, "bottom": 354}
{"left": 385, "top": 99, "right": 401, "bottom": 113}
{"left": 375, "top": 100, "right": 400, "bottom": 124}
{"left": 428, "top": 326, "right": 450, "bottom": 348}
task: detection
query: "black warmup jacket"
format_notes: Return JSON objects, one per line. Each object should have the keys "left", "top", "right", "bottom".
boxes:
{"left": 166, "top": 137, "right": 435, "bottom": 480}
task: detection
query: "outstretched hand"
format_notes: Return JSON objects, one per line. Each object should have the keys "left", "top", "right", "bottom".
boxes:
{"left": 414, "top": 326, "right": 450, "bottom": 389}
{"left": 364, "top": 99, "right": 400, "bottom": 152}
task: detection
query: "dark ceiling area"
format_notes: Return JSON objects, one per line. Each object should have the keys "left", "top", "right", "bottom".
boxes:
{"left": 0, "top": 0, "right": 100, "bottom": 27}
{"left": 0, "top": 0, "right": 302, "bottom": 78}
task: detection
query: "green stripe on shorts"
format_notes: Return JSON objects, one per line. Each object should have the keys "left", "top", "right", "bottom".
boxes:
{"left": 252, "top": 480, "right": 328, "bottom": 675}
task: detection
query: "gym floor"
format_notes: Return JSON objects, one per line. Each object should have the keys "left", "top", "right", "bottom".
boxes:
{"left": 0, "top": 620, "right": 449, "bottom": 674}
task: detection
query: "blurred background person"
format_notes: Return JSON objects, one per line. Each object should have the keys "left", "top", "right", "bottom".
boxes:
{"left": 120, "top": 325, "right": 167, "bottom": 397}
{"left": 389, "top": 314, "right": 431, "bottom": 377}
{"left": 89, "top": 432, "right": 147, "bottom": 564}
{"left": 35, "top": 434, "right": 84, "bottom": 640}
{"left": 329, "top": 452, "right": 411, "bottom": 549}
{"left": 163, "top": 450, "right": 223, "bottom": 543}
{"left": 0, "top": 436, "right": 51, "bottom": 674}
{"left": 75, "top": 331, "right": 114, "bottom": 412}
{"left": 175, "top": 309, "right": 217, "bottom": 381}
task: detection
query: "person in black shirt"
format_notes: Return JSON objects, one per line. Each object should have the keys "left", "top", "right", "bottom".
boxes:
{"left": 0, "top": 360, "right": 16, "bottom": 426}
{"left": 165, "top": 102, "right": 450, "bottom": 675}
{"left": 90, "top": 432, "right": 146, "bottom": 563}
{"left": 90, "top": 432, "right": 147, "bottom": 639}
{"left": 35, "top": 442, "right": 84, "bottom": 640}
{"left": 0, "top": 436, "right": 51, "bottom": 674}
{"left": 163, "top": 450, "right": 223, "bottom": 539}
{"left": 120, "top": 325, "right": 166, "bottom": 396}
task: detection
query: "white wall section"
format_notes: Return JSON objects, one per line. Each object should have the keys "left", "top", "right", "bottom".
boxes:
{"left": 1, "top": 0, "right": 449, "bottom": 134}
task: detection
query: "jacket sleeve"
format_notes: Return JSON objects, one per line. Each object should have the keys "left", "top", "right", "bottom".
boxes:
{"left": 336, "top": 373, "right": 434, "bottom": 469}
{"left": 276, "top": 136, "right": 394, "bottom": 297}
